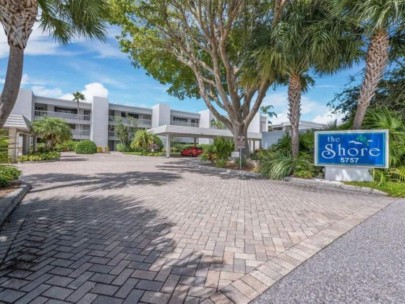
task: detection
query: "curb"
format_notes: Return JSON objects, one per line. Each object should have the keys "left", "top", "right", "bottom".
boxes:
{"left": 195, "top": 163, "right": 261, "bottom": 178}
{"left": 0, "top": 182, "right": 32, "bottom": 227}
{"left": 284, "top": 177, "right": 388, "bottom": 196}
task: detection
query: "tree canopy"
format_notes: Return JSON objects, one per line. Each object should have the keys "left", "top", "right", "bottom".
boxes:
{"left": 110, "top": 0, "right": 282, "bottom": 150}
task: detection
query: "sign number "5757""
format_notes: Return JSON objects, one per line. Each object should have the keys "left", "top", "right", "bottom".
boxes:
{"left": 340, "top": 157, "right": 359, "bottom": 164}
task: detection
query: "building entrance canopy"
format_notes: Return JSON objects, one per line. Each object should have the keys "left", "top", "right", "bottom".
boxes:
{"left": 148, "top": 125, "right": 262, "bottom": 157}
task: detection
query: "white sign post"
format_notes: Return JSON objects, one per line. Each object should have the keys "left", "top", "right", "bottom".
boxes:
{"left": 236, "top": 137, "right": 245, "bottom": 170}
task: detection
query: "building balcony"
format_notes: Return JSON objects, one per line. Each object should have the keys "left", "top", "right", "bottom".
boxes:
{"left": 35, "top": 110, "right": 91, "bottom": 122}
{"left": 71, "top": 130, "right": 90, "bottom": 137}
{"left": 108, "top": 116, "right": 152, "bottom": 127}
{"left": 171, "top": 121, "right": 199, "bottom": 128}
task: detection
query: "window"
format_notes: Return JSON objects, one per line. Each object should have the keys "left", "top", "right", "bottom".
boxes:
{"left": 127, "top": 113, "right": 139, "bottom": 119}
{"left": 173, "top": 117, "right": 188, "bottom": 123}
{"left": 191, "top": 119, "right": 199, "bottom": 124}
{"left": 55, "top": 107, "right": 76, "bottom": 114}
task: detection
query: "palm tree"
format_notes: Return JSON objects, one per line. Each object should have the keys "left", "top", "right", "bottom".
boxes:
{"left": 257, "top": 0, "right": 361, "bottom": 158}
{"left": 72, "top": 92, "right": 85, "bottom": 140}
{"left": 31, "top": 117, "right": 72, "bottom": 151}
{"left": 334, "top": 0, "right": 405, "bottom": 129}
{"left": 0, "top": 0, "right": 108, "bottom": 128}
{"left": 260, "top": 105, "right": 278, "bottom": 124}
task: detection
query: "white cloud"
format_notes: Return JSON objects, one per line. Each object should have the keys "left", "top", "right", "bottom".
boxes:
{"left": 32, "top": 86, "right": 63, "bottom": 97}
{"left": 0, "top": 23, "right": 123, "bottom": 59}
{"left": 312, "top": 111, "right": 343, "bottom": 124}
{"left": 60, "top": 82, "right": 109, "bottom": 102}
{"left": 264, "top": 92, "right": 339, "bottom": 125}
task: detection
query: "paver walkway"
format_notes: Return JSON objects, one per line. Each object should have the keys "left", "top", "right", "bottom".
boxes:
{"left": 0, "top": 153, "right": 394, "bottom": 303}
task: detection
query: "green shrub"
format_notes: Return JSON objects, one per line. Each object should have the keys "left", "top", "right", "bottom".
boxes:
{"left": 105, "top": 146, "right": 110, "bottom": 153}
{"left": 97, "top": 146, "right": 103, "bottom": 153}
{"left": 75, "top": 140, "right": 97, "bottom": 154}
{"left": 200, "top": 138, "right": 233, "bottom": 163}
{"left": 131, "top": 130, "right": 163, "bottom": 152}
{"left": 0, "top": 165, "right": 21, "bottom": 187}
{"left": 55, "top": 140, "right": 78, "bottom": 152}
{"left": 215, "top": 159, "right": 227, "bottom": 168}
{"left": 259, "top": 150, "right": 318, "bottom": 180}
{"left": 18, "top": 151, "right": 61, "bottom": 162}
{"left": 117, "top": 143, "right": 133, "bottom": 152}
{"left": 0, "top": 129, "right": 9, "bottom": 163}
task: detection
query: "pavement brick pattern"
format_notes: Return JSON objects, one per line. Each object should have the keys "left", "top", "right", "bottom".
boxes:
{"left": 0, "top": 153, "right": 393, "bottom": 303}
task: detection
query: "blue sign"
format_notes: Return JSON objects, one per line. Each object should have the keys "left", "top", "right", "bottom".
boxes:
{"left": 315, "top": 130, "right": 389, "bottom": 168}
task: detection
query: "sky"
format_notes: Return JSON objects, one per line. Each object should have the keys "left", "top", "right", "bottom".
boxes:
{"left": 0, "top": 24, "right": 364, "bottom": 125}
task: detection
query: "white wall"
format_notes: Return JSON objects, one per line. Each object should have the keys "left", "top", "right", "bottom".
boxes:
{"left": 152, "top": 104, "right": 171, "bottom": 128}
{"left": 198, "top": 109, "right": 214, "bottom": 144}
{"left": 247, "top": 112, "right": 262, "bottom": 134}
{"left": 91, "top": 96, "right": 109, "bottom": 147}
{"left": 11, "top": 89, "right": 34, "bottom": 119}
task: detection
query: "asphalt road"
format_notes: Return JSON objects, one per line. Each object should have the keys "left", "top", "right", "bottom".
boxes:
{"left": 252, "top": 199, "right": 405, "bottom": 304}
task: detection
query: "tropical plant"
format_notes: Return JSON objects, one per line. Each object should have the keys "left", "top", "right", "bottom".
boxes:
{"left": 256, "top": 0, "right": 361, "bottom": 158}
{"left": 131, "top": 130, "right": 162, "bottom": 152}
{"left": 55, "top": 140, "right": 78, "bottom": 152}
{"left": 362, "top": 108, "right": 405, "bottom": 167}
{"left": 115, "top": 117, "right": 137, "bottom": 148}
{"left": 75, "top": 140, "right": 97, "bottom": 154}
{"left": 0, "top": 129, "right": 9, "bottom": 163}
{"left": 72, "top": 91, "right": 85, "bottom": 140}
{"left": 31, "top": 117, "right": 71, "bottom": 151}
{"left": 213, "top": 137, "right": 234, "bottom": 160}
{"left": 333, "top": 0, "right": 405, "bottom": 129}
{"left": 18, "top": 151, "right": 61, "bottom": 162}
{"left": 328, "top": 64, "right": 405, "bottom": 121}
{"left": 210, "top": 120, "right": 226, "bottom": 130}
{"left": 0, "top": 165, "right": 21, "bottom": 187}
{"left": 0, "top": 0, "right": 108, "bottom": 128}
{"left": 260, "top": 105, "right": 278, "bottom": 124}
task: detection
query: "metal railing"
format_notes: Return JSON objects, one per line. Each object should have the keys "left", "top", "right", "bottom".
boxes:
{"left": 108, "top": 116, "right": 152, "bottom": 126}
{"left": 35, "top": 110, "right": 91, "bottom": 121}
{"left": 171, "top": 121, "right": 199, "bottom": 127}
{"left": 108, "top": 131, "right": 117, "bottom": 137}
{"left": 71, "top": 130, "right": 90, "bottom": 136}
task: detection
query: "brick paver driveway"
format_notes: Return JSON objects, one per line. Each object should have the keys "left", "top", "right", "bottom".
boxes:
{"left": 0, "top": 153, "right": 394, "bottom": 303}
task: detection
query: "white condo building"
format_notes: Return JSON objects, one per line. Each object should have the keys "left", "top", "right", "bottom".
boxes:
{"left": 4, "top": 89, "right": 323, "bottom": 158}
{"left": 5, "top": 89, "right": 267, "bottom": 157}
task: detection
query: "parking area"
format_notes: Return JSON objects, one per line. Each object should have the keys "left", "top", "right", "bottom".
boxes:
{"left": 0, "top": 153, "right": 394, "bottom": 303}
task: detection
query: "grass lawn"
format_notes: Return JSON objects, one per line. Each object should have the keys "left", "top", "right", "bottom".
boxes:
{"left": 345, "top": 181, "right": 405, "bottom": 198}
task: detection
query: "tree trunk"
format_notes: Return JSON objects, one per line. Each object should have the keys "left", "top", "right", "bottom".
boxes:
{"left": 0, "top": 0, "right": 38, "bottom": 127}
{"left": 0, "top": 46, "right": 24, "bottom": 128}
{"left": 288, "top": 74, "right": 302, "bottom": 159}
{"left": 352, "top": 30, "right": 389, "bottom": 129}
{"left": 233, "top": 123, "right": 248, "bottom": 159}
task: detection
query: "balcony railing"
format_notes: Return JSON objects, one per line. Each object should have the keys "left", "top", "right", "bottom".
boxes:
{"left": 109, "top": 116, "right": 152, "bottom": 126}
{"left": 35, "top": 110, "right": 91, "bottom": 121}
{"left": 71, "top": 130, "right": 90, "bottom": 136}
{"left": 108, "top": 131, "right": 117, "bottom": 137}
{"left": 171, "top": 121, "right": 199, "bottom": 127}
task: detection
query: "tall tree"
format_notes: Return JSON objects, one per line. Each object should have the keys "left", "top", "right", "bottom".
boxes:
{"left": 328, "top": 63, "right": 405, "bottom": 121}
{"left": 110, "top": 0, "right": 274, "bottom": 155}
{"left": 334, "top": 0, "right": 405, "bottom": 129}
{"left": 0, "top": 0, "right": 108, "bottom": 128}
{"left": 72, "top": 91, "right": 85, "bottom": 140}
{"left": 256, "top": 0, "right": 361, "bottom": 157}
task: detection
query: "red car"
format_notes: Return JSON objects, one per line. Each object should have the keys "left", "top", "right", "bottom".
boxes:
{"left": 181, "top": 146, "right": 203, "bottom": 157}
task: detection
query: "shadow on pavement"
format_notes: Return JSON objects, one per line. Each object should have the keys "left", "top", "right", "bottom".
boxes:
{"left": 25, "top": 171, "right": 182, "bottom": 193}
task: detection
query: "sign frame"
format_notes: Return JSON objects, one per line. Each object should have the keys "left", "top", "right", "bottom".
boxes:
{"left": 314, "top": 130, "right": 389, "bottom": 169}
